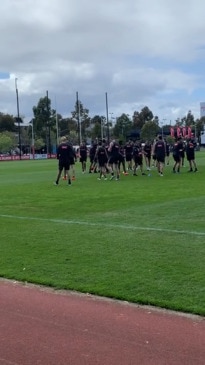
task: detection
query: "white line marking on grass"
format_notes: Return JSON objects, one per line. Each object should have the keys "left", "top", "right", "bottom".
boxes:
{"left": 1, "top": 214, "right": 205, "bottom": 236}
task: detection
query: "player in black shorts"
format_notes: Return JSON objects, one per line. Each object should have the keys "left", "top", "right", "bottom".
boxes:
{"left": 132, "top": 141, "right": 146, "bottom": 176}
{"left": 172, "top": 138, "right": 181, "bottom": 173}
{"left": 118, "top": 140, "right": 128, "bottom": 175}
{"left": 124, "top": 140, "right": 133, "bottom": 171}
{"left": 179, "top": 139, "right": 186, "bottom": 167}
{"left": 62, "top": 144, "right": 76, "bottom": 181}
{"left": 89, "top": 142, "right": 98, "bottom": 173}
{"left": 95, "top": 141, "right": 109, "bottom": 180}
{"left": 186, "top": 138, "right": 198, "bottom": 172}
{"left": 164, "top": 139, "right": 170, "bottom": 166}
{"left": 153, "top": 135, "right": 166, "bottom": 176}
{"left": 54, "top": 136, "right": 73, "bottom": 185}
{"left": 70, "top": 145, "right": 77, "bottom": 180}
{"left": 79, "top": 141, "right": 87, "bottom": 173}
{"left": 143, "top": 140, "right": 152, "bottom": 171}
{"left": 108, "top": 139, "right": 121, "bottom": 180}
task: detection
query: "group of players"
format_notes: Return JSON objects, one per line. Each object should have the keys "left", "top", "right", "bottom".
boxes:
{"left": 80, "top": 136, "right": 198, "bottom": 178}
{"left": 54, "top": 135, "right": 198, "bottom": 185}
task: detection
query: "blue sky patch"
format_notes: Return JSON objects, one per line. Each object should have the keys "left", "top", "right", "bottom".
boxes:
{"left": 0, "top": 72, "right": 10, "bottom": 79}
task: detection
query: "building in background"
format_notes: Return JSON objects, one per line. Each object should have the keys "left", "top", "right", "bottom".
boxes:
{"left": 200, "top": 102, "right": 205, "bottom": 118}
{"left": 200, "top": 103, "right": 205, "bottom": 145}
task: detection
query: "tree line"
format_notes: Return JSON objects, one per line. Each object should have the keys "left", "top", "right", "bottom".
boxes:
{"left": 0, "top": 97, "right": 204, "bottom": 154}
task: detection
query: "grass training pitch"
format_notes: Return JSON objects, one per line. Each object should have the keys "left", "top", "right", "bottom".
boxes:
{"left": 0, "top": 152, "right": 205, "bottom": 316}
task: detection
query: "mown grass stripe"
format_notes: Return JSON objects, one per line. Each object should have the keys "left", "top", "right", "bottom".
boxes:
{"left": 1, "top": 214, "right": 205, "bottom": 236}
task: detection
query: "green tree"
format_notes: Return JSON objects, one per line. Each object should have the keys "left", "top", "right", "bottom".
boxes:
{"left": 57, "top": 115, "right": 68, "bottom": 136}
{"left": 35, "top": 138, "right": 45, "bottom": 151}
{"left": 33, "top": 96, "right": 50, "bottom": 137}
{"left": 179, "top": 111, "right": 195, "bottom": 127}
{"left": 20, "top": 126, "right": 30, "bottom": 149}
{"left": 33, "top": 95, "right": 56, "bottom": 152}
{"left": 175, "top": 118, "right": 183, "bottom": 126}
{"left": 166, "top": 135, "right": 175, "bottom": 146}
{"left": 153, "top": 116, "right": 159, "bottom": 125}
{"left": 69, "top": 130, "right": 78, "bottom": 145}
{"left": 132, "top": 106, "right": 153, "bottom": 130}
{"left": 0, "top": 132, "right": 14, "bottom": 153}
{"left": 162, "top": 124, "right": 173, "bottom": 137}
{"left": 140, "top": 106, "right": 154, "bottom": 123}
{"left": 90, "top": 115, "right": 102, "bottom": 126}
{"left": 186, "top": 110, "right": 195, "bottom": 126}
{"left": 132, "top": 111, "right": 142, "bottom": 129}
{"left": 90, "top": 115, "right": 102, "bottom": 140}
{"left": 71, "top": 100, "right": 88, "bottom": 120}
{"left": 113, "top": 114, "right": 132, "bottom": 140}
{"left": 140, "top": 120, "right": 159, "bottom": 141}
{"left": 91, "top": 123, "right": 102, "bottom": 140}
{"left": 57, "top": 117, "right": 78, "bottom": 138}
{"left": 0, "top": 113, "right": 16, "bottom": 132}
{"left": 71, "top": 100, "right": 90, "bottom": 143}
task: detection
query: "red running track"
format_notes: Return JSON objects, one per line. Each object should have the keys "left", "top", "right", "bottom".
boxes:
{"left": 0, "top": 280, "right": 204, "bottom": 365}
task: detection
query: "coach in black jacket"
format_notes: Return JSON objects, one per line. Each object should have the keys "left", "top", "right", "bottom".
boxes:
{"left": 54, "top": 136, "right": 73, "bottom": 185}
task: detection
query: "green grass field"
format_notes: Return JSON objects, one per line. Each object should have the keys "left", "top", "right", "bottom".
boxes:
{"left": 0, "top": 152, "right": 205, "bottom": 316}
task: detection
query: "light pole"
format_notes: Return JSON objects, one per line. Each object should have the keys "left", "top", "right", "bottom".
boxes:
{"left": 109, "top": 113, "right": 115, "bottom": 139}
{"left": 162, "top": 118, "right": 166, "bottom": 139}
{"left": 56, "top": 113, "right": 59, "bottom": 146}
{"left": 101, "top": 117, "right": 105, "bottom": 140}
{"left": 31, "top": 119, "right": 35, "bottom": 158}
{"left": 46, "top": 90, "right": 51, "bottom": 156}
{"left": 76, "top": 91, "right": 81, "bottom": 146}
{"left": 79, "top": 116, "right": 82, "bottom": 144}
{"left": 55, "top": 96, "right": 59, "bottom": 146}
{"left": 56, "top": 117, "right": 63, "bottom": 142}
{"left": 71, "top": 117, "right": 81, "bottom": 145}
{"left": 194, "top": 122, "right": 197, "bottom": 140}
{"left": 15, "top": 78, "right": 21, "bottom": 160}
{"left": 105, "top": 92, "right": 109, "bottom": 143}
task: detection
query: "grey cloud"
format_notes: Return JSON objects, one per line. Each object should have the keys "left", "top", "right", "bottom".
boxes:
{"left": 0, "top": 0, "right": 205, "bottom": 121}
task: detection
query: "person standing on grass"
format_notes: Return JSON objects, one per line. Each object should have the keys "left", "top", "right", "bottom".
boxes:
{"left": 124, "top": 140, "right": 134, "bottom": 171}
{"left": 79, "top": 141, "right": 87, "bottom": 173}
{"left": 154, "top": 135, "right": 166, "bottom": 176}
{"left": 132, "top": 141, "right": 146, "bottom": 176}
{"left": 164, "top": 139, "right": 170, "bottom": 166}
{"left": 151, "top": 137, "right": 158, "bottom": 167}
{"left": 118, "top": 140, "right": 128, "bottom": 175}
{"left": 143, "top": 140, "right": 152, "bottom": 170}
{"left": 179, "top": 139, "right": 186, "bottom": 167}
{"left": 108, "top": 139, "right": 121, "bottom": 180}
{"left": 70, "top": 144, "right": 77, "bottom": 180}
{"left": 89, "top": 141, "right": 98, "bottom": 173}
{"left": 172, "top": 138, "right": 181, "bottom": 173}
{"left": 54, "top": 136, "right": 73, "bottom": 186}
{"left": 186, "top": 138, "right": 198, "bottom": 172}
{"left": 95, "top": 140, "right": 109, "bottom": 180}
{"left": 62, "top": 143, "right": 77, "bottom": 181}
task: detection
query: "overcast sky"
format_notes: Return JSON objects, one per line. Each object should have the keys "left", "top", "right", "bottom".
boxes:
{"left": 1, "top": 0, "right": 205, "bottom": 124}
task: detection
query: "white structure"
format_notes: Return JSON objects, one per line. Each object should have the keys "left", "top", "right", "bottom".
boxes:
{"left": 200, "top": 102, "right": 205, "bottom": 118}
